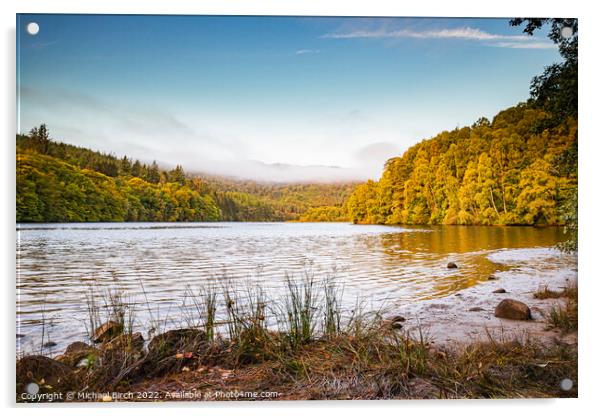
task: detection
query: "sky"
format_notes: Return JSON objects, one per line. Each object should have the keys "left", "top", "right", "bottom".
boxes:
{"left": 17, "top": 14, "right": 560, "bottom": 182}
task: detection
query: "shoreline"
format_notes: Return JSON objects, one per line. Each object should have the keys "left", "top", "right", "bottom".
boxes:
{"left": 398, "top": 247, "right": 577, "bottom": 347}
{"left": 17, "top": 243, "right": 576, "bottom": 355}
{"left": 17, "top": 245, "right": 578, "bottom": 401}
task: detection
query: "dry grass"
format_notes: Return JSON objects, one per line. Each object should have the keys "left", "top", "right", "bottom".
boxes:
{"left": 548, "top": 299, "right": 578, "bottom": 332}
{"left": 17, "top": 277, "right": 578, "bottom": 401}
{"left": 534, "top": 286, "right": 564, "bottom": 300}
{"left": 534, "top": 280, "right": 578, "bottom": 332}
{"left": 123, "top": 327, "right": 577, "bottom": 400}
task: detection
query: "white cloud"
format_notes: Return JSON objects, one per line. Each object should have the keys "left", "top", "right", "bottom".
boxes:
{"left": 489, "top": 41, "right": 557, "bottom": 50}
{"left": 295, "top": 49, "right": 320, "bottom": 55}
{"left": 322, "top": 26, "right": 554, "bottom": 49}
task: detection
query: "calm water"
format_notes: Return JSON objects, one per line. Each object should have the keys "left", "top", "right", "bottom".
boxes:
{"left": 16, "top": 222, "right": 568, "bottom": 353}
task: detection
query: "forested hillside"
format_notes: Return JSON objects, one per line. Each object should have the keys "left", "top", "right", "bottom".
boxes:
{"left": 16, "top": 131, "right": 354, "bottom": 223}
{"left": 346, "top": 18, "right": 578, "bottom": 228}
{"left": 346, "top": 105, "right": 577, "bottom": 226}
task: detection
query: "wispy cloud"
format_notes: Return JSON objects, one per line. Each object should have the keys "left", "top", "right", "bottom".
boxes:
{"left": 295, "top": 49, "right": 320, "bottom": 55}
{"left": 488, "top": 41, "right": 556, "bottom": 49}
{"left": 322, "top": 26, "right": 554, "bottom": 49}
{"left": 26, "top": 40, "right": 59, "bottom": 50}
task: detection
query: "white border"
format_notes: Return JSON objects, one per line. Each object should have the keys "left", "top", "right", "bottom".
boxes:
{"left": 2, "top": 1, "right": 601, "bottom": 415}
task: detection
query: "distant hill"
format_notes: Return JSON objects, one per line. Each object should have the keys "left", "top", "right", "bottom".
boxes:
{"left": 16, "top": 132, "right": 356, "bottom": 223}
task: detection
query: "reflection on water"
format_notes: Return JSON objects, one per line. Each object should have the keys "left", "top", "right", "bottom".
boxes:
{"left": 16, "top": 222, "right": 568, "bottom": 352}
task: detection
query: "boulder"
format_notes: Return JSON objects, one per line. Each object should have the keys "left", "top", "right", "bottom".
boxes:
{"left": 56, "top": 342, "right": 99, "bottom": 368}
{"left": 494, "top": 299, "right": 532, "bottom": 320}
{"left": 447, "top": 262, "right": 458, "bottom": 269}
{"left": 92, "top": 321, "right": 123, "bottom": 343}
{"left": 389, "top": 315, "right": 406, "bottom": 323}
{"left": 493, "top": 288, "right": 507, "bottom": 294}
{"left": 391, "top": 322, "right": 404, "bottom": 330}
{"left": 101, "top": 332, "right": 144, "bottom": 352}
{"left": 16, "top": 355, "right": 78, "bottom": 398}
{"left": 65, "top": 341, "right": 91, "bottom": 355}
{"left": 469, "top": 307, "right": 485, "bottom": 312}
{"left": 382, "top": 316, "right": 406, "bottom": 330}
{"left": 148, "top": 328, "right": 205, "bottom": 356}
{"left": 134, "top": 329, "right": 207, "bottom": 379}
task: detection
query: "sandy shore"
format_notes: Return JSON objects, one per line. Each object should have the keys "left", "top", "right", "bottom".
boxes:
{"left": 397, "top": 247, "right": 578, "bottom": 347}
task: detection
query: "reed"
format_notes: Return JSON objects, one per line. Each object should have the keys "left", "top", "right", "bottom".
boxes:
{"left": 283, "top": 271, "right": 319, "bottom": 348}
{"left": 18, "top": 274, "right": 577, "bottom": 401}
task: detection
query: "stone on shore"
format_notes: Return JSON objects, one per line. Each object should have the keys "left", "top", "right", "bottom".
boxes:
{"left": 65, "top": 341, "right": 90, "bottom": 355}
{"left": 493, "top": 288, "right": 507, "bottom": 293}
{"left": 102, "top": 332, "right": 144, "bottom": 352}
{"left": 92, "top": 321, "right": 123, "bottom": 343}
{"left": 148, "top": 328, "right": 205, "bottom": 356}
{"left": 56, "top": 341, "right": 99, "bottom": 367}
{"left": 382, "top": 315, "right": 407, "bottom": 330}
{"left": 494, "top": 299, "right": 532, "bottom": 320}
{"left": 389, "top": 315, "right": 406, "bottom": 323}
{"left": 16, "top": 355, "right": 78, "bottom": 396}
{"left": 447, "top": 262, "right": 458, "bottom": 269}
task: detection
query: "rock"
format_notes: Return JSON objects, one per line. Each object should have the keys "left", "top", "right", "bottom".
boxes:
{"left": 391, "top": 322, "right": 404, "bottom": 330}
{"left": 17, "top": 334, "right": 25, "bottom": 338}
{"left": 148, "top": 328, "right": 205, "bottom": 356}
{"left": 42, "top": 341, "right": 57, "bottom": 348}
{"left": 134, "top": 329, "right": 207, "bottom": 379}
{"left": 381, "top": 316, "right": 406, "bottom": 330}
{"left": 488, "top": 275, "right": 497, "bottom": 280}
{"left": 493, "top": 288, "right": 507, "bottom": 294}
{"left": 447, "top": 262, "right": 458, "bottom": 269}
{"left": 92, "top": 321, "right": 123, "bottom": 343}
{"left": 102, "top": 332, "right": 144, "bottom": 352}
{"left": 389, "top": 315, "right": 406, "bottom": 323}
{"left": 56, "top": 342, "right": 99, "bottom": 368}
{"left": 16, "top": 355, "right": 78, "bottom": 397}
{"left": 64, "top": 341, "right": 91, "bottom": 355}
{"left": 469, "top": 307, "right": 485, "bottom": 312}
{"left": 494, "top": 299, "right": 532, "bottom": 320}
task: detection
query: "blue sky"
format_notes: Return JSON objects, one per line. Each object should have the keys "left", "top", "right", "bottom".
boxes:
{"left": 17, "top": 15, "right": 560, "bottom": 181}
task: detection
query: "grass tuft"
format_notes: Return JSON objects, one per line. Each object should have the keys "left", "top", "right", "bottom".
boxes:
{"left": 17, "top": 276, "right": 578, "bottom": 401}
{"left": 533, "top": 280, "right": 578, "bottom": 332}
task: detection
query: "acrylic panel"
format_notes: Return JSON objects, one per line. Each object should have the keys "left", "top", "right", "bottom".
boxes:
{"left": 16, "top": 14, "right": 578, "bottom": 402}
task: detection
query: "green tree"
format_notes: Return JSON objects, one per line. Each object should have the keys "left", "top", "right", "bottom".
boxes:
{"left": 146, "top": 160, "right": 161, "bottom": 184}
{"left": 169, "top": 165, "right": 186, "bottom": 185}
{"left": 131, "top": 160, "right": 143, "bottom": 178}
{"left": 510, "top": 18, "right": 577, "bottom": 123}
{"left": 29, "top": 123, "right": 51, "bottom": 154}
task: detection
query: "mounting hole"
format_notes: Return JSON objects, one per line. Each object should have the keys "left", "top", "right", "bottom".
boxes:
{"left": 560, "top": 26, "right": 573, "bottom": 39}
{"left": 560, "top": 378, "right": 573, "bottom": 391}
{"left": 25, "top": 382, "right": 39, "bottom": 395}
{"left": 26, "top": 22, "right": 39, "bottom": 36}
